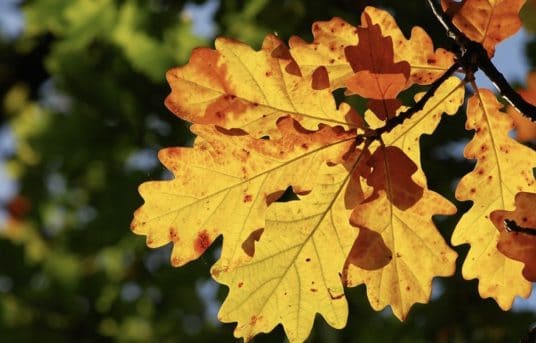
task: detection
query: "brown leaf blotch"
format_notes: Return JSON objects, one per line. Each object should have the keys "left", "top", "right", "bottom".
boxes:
{"left": 242, "top": 228, "right": 264, "bottom": 257}
{"left": 311, "top": 66, "right": 330, "bottom": 90}
{"left": 194, "top": 230, "right": 211, "bottom": 254}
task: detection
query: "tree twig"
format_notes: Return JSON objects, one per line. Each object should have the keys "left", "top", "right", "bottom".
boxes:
{"left": 504, "top": 219, "right": 536, "bottom": 236}
{"left": 426, "top": 0, "right": 536, "bottom": 123}
{"left": 355, "top": 61, "right": 461, "bottom": 145}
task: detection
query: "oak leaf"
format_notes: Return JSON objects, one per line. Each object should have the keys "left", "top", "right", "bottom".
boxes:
{"left": 343, "top": 145, "right": 458, "bottom": 320}
{"left": 215, "top": 160, "right": 362, "bottom": 342}
{"left": 288, "top": 17, "right": 358, "bottom": 89}
{"left": 364, "top": 6, "right": 455, "bottom": 85}
{"left": 452, "top": 89, "right": 536, "bottom": 309}
{"left": 442, "top": 0, "right": 525, "bottom": 56}
{"left": 131, "top": 118, "right": 355, "bottom": 268}
{"left": 340, "top": 78, "right": 464, "bottom": 320}
{"left": 345, "top": 13, "right": 410, "bottom": 120}
{"left": 491, "top": 192, "right": 536, "bottom": 282}
{"left": 289, "top": 7, "right": 455, "bottom": 88}
{"left": 164, "top": 35, "right": 358, "bottom": 138}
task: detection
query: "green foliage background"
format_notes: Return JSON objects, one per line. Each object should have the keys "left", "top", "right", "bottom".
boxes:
{"left": 0, "top": 1, "right": 535, "bottom": 342}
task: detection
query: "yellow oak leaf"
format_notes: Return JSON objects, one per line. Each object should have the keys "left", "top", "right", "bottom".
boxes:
{"left": 164, "top": 34, "right": 358, "bottom": 138}
{"left": 453, "top": 89, "right": 536, "bottom": 309}
{"left": 442, "top": 0, "right": 525, "bottom": 57}
{"left": 214, "top": 156, "right": 364, "bottom": 343}
{"left": 344, "top": 145, "right": 457, "bottom": 320}
{"left": 289, "top": 7, "right": 455, "bottom": 88}
{"left": 491, "top": 192, "right": 536, "bottom": 282}
{"left": 131, "top": 117, "right": 355, "bottom": 269}
{"left": 289, "top": 17, "right": 357, "bottom": 89}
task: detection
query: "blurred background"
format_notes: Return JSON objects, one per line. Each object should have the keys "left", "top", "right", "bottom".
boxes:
{"left": 0, "top": 0, "right": 535, "bottom": 342}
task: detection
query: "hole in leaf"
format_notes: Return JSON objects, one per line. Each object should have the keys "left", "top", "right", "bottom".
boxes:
{"left": 275, "top": 186, "right": 300, "bottom": 202}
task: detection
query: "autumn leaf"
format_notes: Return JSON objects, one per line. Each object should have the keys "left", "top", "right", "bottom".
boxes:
{"left": 164, "top": 34, "right": 359, "bottom": 138}
{"left": 343, "top": 145, "right": 458, "bottom": 320}
{"left": 131, "top": 118, "right": 355, "bottom": 269}
{"left": 345, "top": 13, "right": 410, "bottom": 120}
{"left": 215, "top": 159, "right": 362, "bottom": 342}
{"left": 507, "top": 71, "right": 536, "bottom": 142}
{"left": 364, "top": 7, "right": 455, "bottom": 85}
{"left": 491, "top": 192, "right": 536, "bottom": 282}
{"left": 442, "top": 0, "right": 525, "bottom": 56}
{"left": 345, "top": 79, "right": 464, "bottom": 319}
{"left": 453, "top": 89, "right": 536, "bottom": 309}
{"left": 289, "top": 7, "right": 455, "bottom": 89}
{"left": 288, "top": 17, "right": 358, "bottom": 89}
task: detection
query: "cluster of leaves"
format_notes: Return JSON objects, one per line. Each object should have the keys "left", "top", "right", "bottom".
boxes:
{"left": 132, "top": 0, "right": 536, "bottom": 342}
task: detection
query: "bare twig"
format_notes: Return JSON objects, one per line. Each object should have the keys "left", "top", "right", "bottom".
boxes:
{"left": 426, "top": 0, "right": 536, "bottom": 122}
{"left": 504, "top": 219, "right": 536, "bottom": 236}
{"left": 356, "top": 61, "right": 461, "bottom": 144}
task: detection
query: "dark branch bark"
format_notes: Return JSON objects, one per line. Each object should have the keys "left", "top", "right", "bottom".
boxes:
{"left": 373, "top": 62, "right": 461, "bottom": 136}
{"left": 426, "top": 0, "right": 536, "bottom": 123}
{"left": 504, "top": 219, "right": 536, "bottom": 236}
{"left": 355, "top": 61, "right": 460, "bottom": 145}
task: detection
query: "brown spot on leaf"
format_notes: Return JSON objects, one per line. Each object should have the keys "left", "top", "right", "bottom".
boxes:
{"left": 169, "top": 227, "right": 179, "bottom": 242}
{"left": 311, "top": 66, "right": 330, "bottom": 90}
{"left": 249, "top": 315, "right": 261, "bottom": 325}
{"left": 194, "top": 230, "right": 211, "bottom": 254}
{"left": 243, "top": 194, "right": 253, "bottom": 203}
{"left": 238, "top": 282, "right": 244, "bottom": 288}
{"left": 285, "top": 60, "right": 302, "bottom": 77}
{"left": 265, "top": 190, "right": 285, "bottom": 205}
{"left": 342, "top": 227, "right": 391, "bottom": 286}
{"left": 146, "top": 237, "right": 154, "bottom": 246}
{"left": 171, "top": 256, "right": 181, "bottom": 267}
{"left": 242, "top": 228, "right": 264, "bottom": 257}
{"left": 164, "top": 148, "right": 182, "bottom": 160}
{"left": 310, "top": 288, "right": 318, "bottom": 292}
{"left": 365, "top": 146, "right": 423, "bottom": 209}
